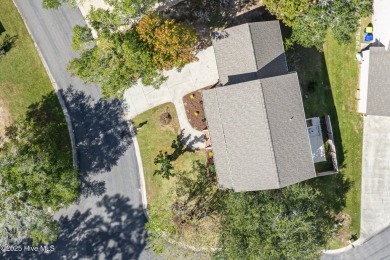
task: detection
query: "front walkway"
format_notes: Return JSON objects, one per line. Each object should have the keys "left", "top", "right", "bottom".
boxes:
{"left": 123, "top": 47, "right": 219, "bottom": 149}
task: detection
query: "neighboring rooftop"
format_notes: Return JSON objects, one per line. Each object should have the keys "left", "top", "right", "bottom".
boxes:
{"left": 211, "top": 21, "right": 288, "bottom": 86}
{"left": 366, "top": 47, "right": 390, "bottom": 116}
{"left": 202, "top": 73, "right": 315, "bottom": 192}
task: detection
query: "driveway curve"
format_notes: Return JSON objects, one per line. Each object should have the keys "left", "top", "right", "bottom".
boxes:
{"left": 7, "top": 0, "right": 154, "bottom": 259}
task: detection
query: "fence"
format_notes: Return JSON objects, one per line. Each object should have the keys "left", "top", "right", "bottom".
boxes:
{"left": 325, "top": 115, "right": 339, "bottom": 173}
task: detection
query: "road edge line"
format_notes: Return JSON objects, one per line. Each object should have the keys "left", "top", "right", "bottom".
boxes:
{"left": 128, "top": 123, "right": 149, "bottom": 220}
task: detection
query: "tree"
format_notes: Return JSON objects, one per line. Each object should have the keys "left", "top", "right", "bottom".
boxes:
{"left": 0, "top": 92, "right": 80, "bottom": 211}
{"left": 291, "top": 0, "right": 373, "bottom": 49}
{"left": 263, "top": 0, "right": 310, "bottom": 27}
{"left": 105, "top": 0, "right": 157, "bottom": 22}
{"left": 153, "top": 151, "right": 175, "bottom": 179}
{"left": 72, "top": 25, "right": 94, "bottom": 51}
{"left": 0, "top": 183, "right": 60, "bottom": 246}
{"left": 136, "top": 12, "right": 198, "bottom": 70}
{"left": 173, "top": 161, "right": 227, "bottom": 223}
{"left": 146, "top": 161, "right": 225, "bottom": 256}
{"left": 0, "top": 93, "right": 79, "bottom": 245}
{"left": 41, "top": 0, "right": 77, "bottom": 9}
{"left": 68, "top": 28, "right": 165, "bottom": 97}
{"left": 214, "top": 184, "right": 335, "bottom": 259}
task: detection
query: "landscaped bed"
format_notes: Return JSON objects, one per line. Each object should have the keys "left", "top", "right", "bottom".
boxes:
{"left": 183, "top": 84, "right": 216, "bottom": 131}
{"left": 132, "top": 103, "right": 220, "bottom": 252}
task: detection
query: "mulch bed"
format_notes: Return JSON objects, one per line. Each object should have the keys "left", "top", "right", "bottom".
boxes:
{"left": 183, "top": 84, "right": 217, "bottom": 131}
{"left": 159, "top": 112, "right": 172, "bottom": 125}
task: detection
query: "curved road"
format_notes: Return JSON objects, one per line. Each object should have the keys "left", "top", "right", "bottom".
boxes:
{"left": 9, "top": 0, "right": 154, "bottom": 259}
{"left": 322, "top": 226, "right": 390, "bottom": 260}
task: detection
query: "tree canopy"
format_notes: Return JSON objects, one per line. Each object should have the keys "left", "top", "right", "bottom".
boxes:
{"left": 68, "top": 12, "right": 198, "bottom": 98}
{"left": 214, "top": 184, "right": 335, "bottom": 259}
{"left": 263, "top": 0, "right": 310, "bottom": 27}
{"left": 0, "top": 93, "right": 79, "bottom": 245}
{"left": 264, "top": 0, "right": 373, "bottom": 49}
{"left": 136, "top": 12, "right": 198, "bottom": 70}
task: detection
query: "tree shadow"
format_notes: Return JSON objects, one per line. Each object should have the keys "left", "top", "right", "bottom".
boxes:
{"left": 0, "top": 21, "right": 5, "bottom": 35}
{"left": 60, "top": 85, "right": 133, "bottom": 174}
{"left": 79, "top": 176, "right": 106, "bottom": 199}
{"left": 0, "top": 34, "right": 18, "bottom": 55}
{"left": 308, "top": 172, "right": 352, "bottom": 214}
{"left": 170, "top": 134, "right": 186, "bottom": 161}
{"left": 1, "top": 194, "right": 148, "bottom": 259}
{"left": 178, "top": 129, "right": 204, "bottom": 152}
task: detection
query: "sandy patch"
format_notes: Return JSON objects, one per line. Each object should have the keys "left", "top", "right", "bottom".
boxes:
{"left": 0, "top": 98, "right": 10, "bottom": 137}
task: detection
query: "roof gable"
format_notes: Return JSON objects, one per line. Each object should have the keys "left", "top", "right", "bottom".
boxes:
{"left": 211, "top": 21, "right": 288, "bottom": 86}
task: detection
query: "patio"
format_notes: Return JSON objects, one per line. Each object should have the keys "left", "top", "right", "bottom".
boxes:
{"left": 307, "top": 117, "right": 327, "bottom": 163}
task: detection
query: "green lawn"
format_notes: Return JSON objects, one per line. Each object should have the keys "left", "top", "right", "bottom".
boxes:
{"left": 360, "top": 16, "right": 372, "bottom": 44}
{"left": 132, "top": 103, "right": 220, "bottom": 250}
{"left": 324, "top": 31, "right": 362, "bottom": 241}
{"left": 0, "top": 0, "right": 53, "bottom": 120}
{"left": 132, "top": 103, "right": 206, "bottom": 205}
{"left": 287, "top": 31, "right": 362, "bottom": 248}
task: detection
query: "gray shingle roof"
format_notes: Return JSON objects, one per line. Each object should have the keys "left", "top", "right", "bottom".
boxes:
{"left": 366, "top": 47, "right": 390, "bottom": 116}
{"left": 211, "top": 21, "right": 288, "bottom": 86}
{"left": 202, "top": 73, "right": 315, "bottom": 191}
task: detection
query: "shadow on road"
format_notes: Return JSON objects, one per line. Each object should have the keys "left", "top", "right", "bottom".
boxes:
{"left": 61, "top": 86, "right": 133, "bottom": 175}
{"left": 2, "top": 194, "right": 148, "bottom": 259}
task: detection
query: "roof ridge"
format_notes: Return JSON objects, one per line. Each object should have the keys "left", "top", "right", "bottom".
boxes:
{"left": 247, "top": 23, "right": 261, "bottom": 76}
{"left": 249, "top": 21, "right": 289, "bottom": 74}
{"left": 258, "top": 81, "right": 281, "bottom": 187}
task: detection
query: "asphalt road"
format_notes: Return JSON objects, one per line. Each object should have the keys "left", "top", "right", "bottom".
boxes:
{"left": 322, "top": 226, "right": 390, "bottom": 260}
{"left": 9, "top": 0, "right": 154, "bottom": 259}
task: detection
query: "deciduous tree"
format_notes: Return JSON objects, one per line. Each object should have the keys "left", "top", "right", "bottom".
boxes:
{"left": 153, "top": 151, "right": 175, "bottom": 179}
{"left": 136, "top": 12, "right": 198, "bottom": 70}
{"left": 0, "top": 92, "right": 79, "bottom": 211}
{"left": 0, "top": 93, "right": 78, "bottom": 245}
{"left": 0, "top": 184, "right": 60, "bottom": 246}
{"left": 263, "top": 0, "right": 310, "bottom": 27}
{"left": 214, "top": 184, "right": 335, "bottom": 259}
{"left": 291, "top": 0, "right": 372, "bottom": 49}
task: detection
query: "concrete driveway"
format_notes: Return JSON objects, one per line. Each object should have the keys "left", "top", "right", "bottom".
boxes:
{"left": 360, "top": 115, "right": 390, "bottom": 239}
{"left": 321, "top": 116, "right": 390, "bottom": 260}
{"left": 373, "top": 0, "right": 390, "bottom": 48}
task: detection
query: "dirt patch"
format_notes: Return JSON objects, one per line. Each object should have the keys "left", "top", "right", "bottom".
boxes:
{"left": 0, "top": 98, "right": 10, "bottom": 137}
{"left": 334, "top": 212, "right": 354, "bottom": 246}
{"left": 206, "top": 151, "right": 216, "bottom": 182}
{"left": 160, "top": 112, "right": 172, "bottom": 125}
{"left": 183, "top": 84, "right": 216, "bottom": 131}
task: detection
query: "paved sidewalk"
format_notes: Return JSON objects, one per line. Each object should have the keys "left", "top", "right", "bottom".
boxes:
{"left": 123, "top": 46, "right": 219, "bottom": 148}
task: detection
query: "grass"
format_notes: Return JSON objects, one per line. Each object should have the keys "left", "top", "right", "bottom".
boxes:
{"left": 132, "top": 103, "right": 219, "bottom": 250}
{"left": 0, "top": 0, "right": 53, "bottom": 120}
{"left": 324, "top": 31, "right": 362, "bottom": 239}
{"left": 287, "top": 31, "right": 362, "bottom": 248}
{"left": 132, "top": 103, "right": 206, "bottom": 205}
{"left": 360, "top": 16, "right": 372, "bottom": 44}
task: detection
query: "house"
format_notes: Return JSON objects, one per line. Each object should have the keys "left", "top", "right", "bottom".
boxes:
{"left": 358, "top": 46, "right": 390, "bottom": 116}
{"left": 201, "top": 21, "right": 337, "bottom": 192}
